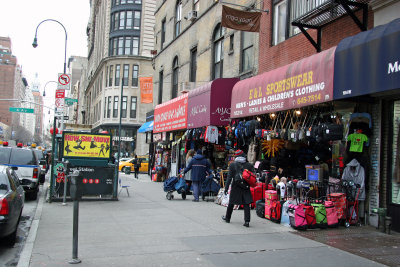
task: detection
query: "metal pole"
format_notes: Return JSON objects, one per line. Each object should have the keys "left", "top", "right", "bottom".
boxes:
{"left": 68, "top": 199, "right": 81, "bottom": 264}
{"left": 114, "top": 82, "right": 124, "bottom": 199}
{"left": 49, "top": 116, "right": 57, "bottom": 202}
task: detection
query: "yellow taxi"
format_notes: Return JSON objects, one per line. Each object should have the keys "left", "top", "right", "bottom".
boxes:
{"left": 119, "top": 155, "right": 149, "bottom": 173}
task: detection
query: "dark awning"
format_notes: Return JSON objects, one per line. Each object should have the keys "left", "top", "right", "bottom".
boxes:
{"left": 138, "top": 121, "right": 153, "bottom": 133}
{"left": 334, "top": 18, "right": 400, "bottom": 99}
{"left": 187, "top": 78, "right": 239, "bottom": 129}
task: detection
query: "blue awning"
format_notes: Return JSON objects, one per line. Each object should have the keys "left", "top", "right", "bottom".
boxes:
{"left": 334, "top": 18, "right": 400, "bottom": 99}
{"left": 138, "top": 121, "right": 153, "bottom": 133}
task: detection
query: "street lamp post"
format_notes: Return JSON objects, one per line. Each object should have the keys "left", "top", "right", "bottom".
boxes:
{"left": 32, "top": 19, "right": 68, "bottom": 203}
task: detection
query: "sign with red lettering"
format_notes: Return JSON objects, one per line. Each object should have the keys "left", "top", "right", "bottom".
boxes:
{"left": 153, "top": 94, "right": 188, "bottom": 133}
{"left": 55, "top": 89, "right": 65, "bottom": 98}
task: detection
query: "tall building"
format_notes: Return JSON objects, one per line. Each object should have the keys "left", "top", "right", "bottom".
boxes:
{"left": 67, "top": 56, "right": 87, "bottom": 125}
{"left": 84, "top": 0, "right": 156, "bottom": 155}
{"left": 153, "top": 0, "right": 260, "bottom": 104}
{"left": 31, "top": 73, "right": 44, "bottom": 144}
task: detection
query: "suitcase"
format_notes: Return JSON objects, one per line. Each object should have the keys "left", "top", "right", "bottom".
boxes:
{"left": 265, "top": 190, "right": 278, "bottom": 201}
{"left": 311, "top": 203, "right": 328, "bottom": 229}
{"left": 288, "top": 204, "right": 307, "bottom": 230}
{"left": 270, "top": 200, "right": 285, "bottom": 223}
{"left": 304, "top": 204, "right": 317, "bottom": 229}
{"left": 325, "top": 201, "right": 339, "bottom": 227}
{"left": 256, "top": 182, "right": 266, "bottom": 199}
{"left": 327, "top": 193, "right": 346, "bottom": 220}
{"left": 256, "top": 199, "right": 265, "bottom": 218}
{"left": 251, "top": 186, "right": 263, "bottom": 203}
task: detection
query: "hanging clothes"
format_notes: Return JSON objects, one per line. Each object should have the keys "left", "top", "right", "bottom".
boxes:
{"left": 342, "top": 159, "right": 366, "bottom": 201}
{"left": 205, "top": 126, "right": 219, "bottom": 144}
{"left": 347, "top": 133, "right": 368, "bottom": 153}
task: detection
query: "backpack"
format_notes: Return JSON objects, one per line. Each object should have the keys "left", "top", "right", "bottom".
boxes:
{"left": 270, "top": 200, "right": 284, "bottom": 223}
{"left": 324, "top": 201, "right": 339, "bottom": 228}
{"left": 304, "top": 205, "right": 317, "bottom": 229}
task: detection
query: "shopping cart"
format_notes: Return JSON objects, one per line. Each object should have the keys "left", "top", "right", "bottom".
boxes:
{"left": 342, "top": 180, "right": 362, "bottom": 228}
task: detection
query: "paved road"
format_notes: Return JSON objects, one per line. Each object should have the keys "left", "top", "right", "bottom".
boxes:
{"left": 20, "top": 172, "right": 386, "bottom": 267}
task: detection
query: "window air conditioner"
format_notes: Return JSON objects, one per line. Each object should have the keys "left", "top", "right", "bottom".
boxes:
{"left": 187, "top": 10, "right": 198, "bottom": 21}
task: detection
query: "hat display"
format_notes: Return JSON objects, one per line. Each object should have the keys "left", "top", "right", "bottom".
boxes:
{"left": 234, "top": 149, "right": 244, "bottom": 157}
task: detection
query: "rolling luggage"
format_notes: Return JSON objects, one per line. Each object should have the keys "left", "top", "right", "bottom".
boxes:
{"left": 311, "top": 203, "right": 328, "bottom": 229}
{"left": 325, "top": 201, "right": 339, "bottom": 228}
{"left": 288, "top": 204, "right": 307, "bottom": 230}
{"left": 304, "top": 205, "right": 317, "bottom": 229}
{"left": 256, "top": 199, "right": 265, "bottom": 218}
{"left": 327, "top": 193, "right": 346, "bottom": 220}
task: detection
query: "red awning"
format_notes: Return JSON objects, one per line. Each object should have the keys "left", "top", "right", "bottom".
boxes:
{"left": 231, "top": 47, "right": 336, "bottom": 118}
{"left": 153, "top": 94, "right": 188, "bottom": 133}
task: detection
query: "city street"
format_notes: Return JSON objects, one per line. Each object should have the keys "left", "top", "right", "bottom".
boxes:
{"left": 10, "top": 172, "right": 396, "bottom": 267}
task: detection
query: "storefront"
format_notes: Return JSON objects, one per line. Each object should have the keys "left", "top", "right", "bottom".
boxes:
{"left": 153, "top": 94, "right": 188, "bottom": 178}
{"left": 334, "top": 18, "right": 400, "bottom": 230}
{"left": 187, "top": 78, "right": 239, "bottom": 170}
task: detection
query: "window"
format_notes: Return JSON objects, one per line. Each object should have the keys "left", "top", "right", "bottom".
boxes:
{"left": 190, "top": 48, "right": 197, "bottom": 82}
{"left": 175, "top": 1, "right": 182, "bottom": 37}
{"left": 132, "top": 65, "right": 139, "bottom": 87}
{"left": 212, "top": 24, "right": 225, "bottom": 79}
{"left": 172, "top": 57, "right": 179, "bottom": 99}
{"left": 104, "top": 97, "right": 107, "bottom": 118}
{"left": 115, "top": 65, "right": 121, "bottom": 86}
{"left": 113, "top": 96, "right": 119, "bottom": 118}
{"left": 124, "top": 37, "right": 131, "bottom": 55}
{"left": 112, "top": 12, "right": 119, "bottom": 31}
{"left": 132, "top": 37, "right": 139, "bottom": 55}
{"left": 161, "top": 19, "right": 166, "bottom": 49}
{"left": 391, "top": 100, "right": 400, "bottom": 204}
{"left": 135, "top": 0, "right": 141, "bottom": 3}
{"left": 134, "top": 11, "right": 141, "bottom": 30}
{"left": 107, "top": 96, "right": 111, "bottom": 118}
{"left": 130, "top": 96, "right": 137, "bottom": 118}
{"left": 121, "top": 96, "right": 127, "bottom": 118}
{"left": 118, "top": 37, "right": 124, "bottom": 55}
{"left": 123, "top": 64, "right": 129, "bottom": 86}
{"left": 273, "top": 0, "right": 287, "bottom": 45}
{"left": 109, "top": 66, "right": 114, "bottom": 86}
{"left": 241, "top": 31, "right": 254, "bottom": 72}
{"left": 119, "top": 12, "right": 126, "bottom": 29}
{"left": 158, "top": 71, "right": 163, "bottom": 105}
{"left": 126, "top": 11, "right": 133, "bottom": 29}
{"left": 273, "top": 0, "right": 327, "bottom": 45}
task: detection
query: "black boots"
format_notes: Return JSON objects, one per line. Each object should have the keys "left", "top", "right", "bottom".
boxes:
{"left": 243, "top": 222, "right": 249, "bottom": 227}
{"left": 221, "top": 216, "right": 230, "bottom": 223}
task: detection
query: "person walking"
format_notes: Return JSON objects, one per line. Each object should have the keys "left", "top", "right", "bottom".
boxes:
{"left": 183, "top": 149, "right": 212, "bottom": 202}
{"left": 185, "top": 149, "right": 195, "bottom": 182}
{"left": 222, "top": 149, "right": 255, "bottom": 227}
{"left": 132, "top": 155, "right": 141, "bottom": 179}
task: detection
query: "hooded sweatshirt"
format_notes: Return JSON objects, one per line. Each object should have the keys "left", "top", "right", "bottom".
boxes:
{"left": 342, "top": 159, "right": 366, "bottom": 200}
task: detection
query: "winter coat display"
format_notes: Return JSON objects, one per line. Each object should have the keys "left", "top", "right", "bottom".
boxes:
{"left": 184, "top": 154, "right": 212, "bottom": 182}
{"left": 342, "top": 159, "right": 366, "bottom": 201}
{"left": 185, "top": 157, "right": 193, "bottom": 181}
{"left": 224, "top": 156, "right": 254, "bottom": 205}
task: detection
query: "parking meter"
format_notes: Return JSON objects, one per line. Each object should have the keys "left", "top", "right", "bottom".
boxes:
{"left": 69, "top": 170, "right": 82, "bottom": 201}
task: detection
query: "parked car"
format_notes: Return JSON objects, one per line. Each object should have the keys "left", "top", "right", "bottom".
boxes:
{"left": 0, "top": 143, "right": 41, "bottom": 200}
{"left": 0, "top": 165, "right": 25, "bottom": 246}
{"left": 118, "top": 155, "right": 149, "bottom": 173}
{"left": 32, "top": 149, "right": 46, "bottom": 184}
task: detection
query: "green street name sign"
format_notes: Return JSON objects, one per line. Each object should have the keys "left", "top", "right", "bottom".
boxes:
{"left": 65, "top": 98, "right": 78, "bottom": 106}
{"left": 9, "top": 107, "right": 34, "bottom": 113}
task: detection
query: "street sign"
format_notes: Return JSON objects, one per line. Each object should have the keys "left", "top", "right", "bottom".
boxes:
{"left": 55, "top": 89, "right": 65, "bottom": 98}
{"left": 57, "top": 73, "right": 71, "bottom": 90}
{"left": 55, "top": 115, "right": 69, "bottom": 120}
{"left": 65, "top": 98, "right": 78, "bottom": 106}
{"left": 9, "top": 107, "right": 34, "bottom": 113}
{"left": 55, "top": 98, "right": 65, "bottom": 108}
{"left": 55, "top": 107, "right": 64, "bottom": 117}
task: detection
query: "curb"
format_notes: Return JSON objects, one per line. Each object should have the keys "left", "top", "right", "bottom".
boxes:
{"left": 17, "top": 184, "right": 48, "bottom": 267}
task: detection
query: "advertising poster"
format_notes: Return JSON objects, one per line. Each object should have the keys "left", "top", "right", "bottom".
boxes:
{"left": 140, "top": 77, "right": 153, "bottom": 103}
{"left": 62, "top": 132, "right": 111, "bottom": 159}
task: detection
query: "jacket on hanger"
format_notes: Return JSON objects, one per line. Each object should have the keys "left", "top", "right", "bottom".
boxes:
{"left": 342, "top": 159, "right": 366, "bottom": 201}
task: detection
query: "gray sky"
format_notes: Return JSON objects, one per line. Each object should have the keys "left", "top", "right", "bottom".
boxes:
{"left": 0, "top": 0, "right": 90, "bottom": 118}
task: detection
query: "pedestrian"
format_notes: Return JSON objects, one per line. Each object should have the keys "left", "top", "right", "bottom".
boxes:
{"left": 132, "top": 155, "right": 141, "bottom": 179}
{"left": 45, "top": 151, "right": 52, "bottom": 173}
{"left": 222, "top": 149, "right": 255, "bottom": 227}
{"left": 183, "top": 149, "right": 212, "bottom": 202}
{"left": 185, "top": 149, "right": 195, "bottom": 182}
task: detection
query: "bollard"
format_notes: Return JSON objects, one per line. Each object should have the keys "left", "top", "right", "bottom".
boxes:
{"left": 68, "top": 170, "right": 82, "bottom": 264}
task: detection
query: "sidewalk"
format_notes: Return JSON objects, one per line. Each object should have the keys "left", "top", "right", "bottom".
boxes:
{"left": 18, "top": 173, "right": 393, "bottom": 267}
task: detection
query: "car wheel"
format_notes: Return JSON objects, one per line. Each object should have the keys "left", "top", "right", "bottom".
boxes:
{"left": 3, "top": 213, "right": 20, "bottom": 247}
{"left": 124, "top": 167, "right": 131, "bottom": 174}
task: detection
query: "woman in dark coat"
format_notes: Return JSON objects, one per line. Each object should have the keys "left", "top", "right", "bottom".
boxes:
{"left": 222, "top": 150, "right": 255, "bottom": 227}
